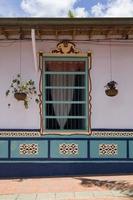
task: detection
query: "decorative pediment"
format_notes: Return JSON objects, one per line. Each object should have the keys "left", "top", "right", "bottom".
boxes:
{"left": 51, "top": 40, "right": 81, "bottom": 54}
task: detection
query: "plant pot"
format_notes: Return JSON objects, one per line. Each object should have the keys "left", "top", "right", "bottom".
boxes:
{"left": 105, "top": 88, "right": 118, "bottom": 97}
{"left": 14, "top": 92, "right": 27, "bottom": 101}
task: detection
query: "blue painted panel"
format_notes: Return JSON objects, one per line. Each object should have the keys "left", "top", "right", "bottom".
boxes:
{"left": 11, "top": 140, "right": 48, "bottom": 158}
{"left": 0, "top": 141, "right": 8, "bottom": 158}
{"left": 50, "top": 140, "right": 88, "bottom": 158}
{"left": 90, "top": 140, "right": 127, "bottom": 158}
{"left": 129, "top": 140, "right": 133, "bottom": 158}
{"left": 0, "top": 163, "right": 133, "bottom": 178}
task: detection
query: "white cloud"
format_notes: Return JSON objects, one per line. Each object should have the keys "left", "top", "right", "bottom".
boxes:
{"left": 1, "top": 0, "right": 133, "bottom": 18}
{"left": 0, "top": 0, "right": 18, "bottom": 17}
{"left": 21, "top": 0, "right": 87, "bottom": 17}
{"left": 21, "top": 0, "right": 133, "bottom": 18}
{"left": 91, "top": 0, "right": 133, "bottom": 17}
{"left": 74, "top": 7, "right": 88, "bottom": 17}
{"left": 91, "top": 3, "right": 105, "bottom": 17}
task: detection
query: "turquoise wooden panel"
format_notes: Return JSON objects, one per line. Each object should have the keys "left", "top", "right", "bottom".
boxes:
{"left": 129, "top": 140, "right": 133, "bottom": 158}
{"left": 90, "top": 140, "right": 127, "bottom": 158}
{"left": 11, "top": 140, "right": 48, "bottom": 158}
{"left": 0, "top": 141, "right": 8, "bottom": 158}
{"left": 50, "top": 140, "right": 88, "bottom": 158}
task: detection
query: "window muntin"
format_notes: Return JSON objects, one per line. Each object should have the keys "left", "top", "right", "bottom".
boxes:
{"left": 43, "top": 59, "right": 88, "bottom": 131}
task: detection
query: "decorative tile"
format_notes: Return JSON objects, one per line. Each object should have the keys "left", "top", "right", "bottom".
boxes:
{"left": 0, "top": 131, "right": 40, "bottom": 137}
{"left": 93, "top": 131, "right": 133, "bottom": 137}
{"left": 59, "top": 143, "right": 79, "bottom": 155}
{"left": 50, "top": 140, "right": 88, "bottom": 158}
{"left": 11, "top": 140, "right": 48, "bottom": 158}
{"left": 19, "top": 144, "right": 38, "bottom": 155}
{"left": 90, "top": 140, "right": 127, "bottom": 158}
{"left": 99, "top": 144, "right": 118, "bottom": 156}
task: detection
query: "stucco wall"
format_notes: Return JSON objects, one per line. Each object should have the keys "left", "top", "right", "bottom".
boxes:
{"left": 0, "top": 39, "right": 133, "bottom": 129}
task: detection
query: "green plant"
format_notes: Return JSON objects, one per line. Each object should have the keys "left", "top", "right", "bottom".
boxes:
{"left": 105, "top": 81, "right": 117, "bottom": 89}
{"left": 6, "top": 74, "right": 39, "bottom": 109}
{"left": 68, "top": 10, "right": 75, "bottom": 18}
{"left": 105, "top": 81, "right": 118, "bottom": 97}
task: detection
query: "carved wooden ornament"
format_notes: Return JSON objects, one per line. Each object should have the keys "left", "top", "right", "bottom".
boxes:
{"left": 52, "top": 40, "right": 81, "bottom": 54}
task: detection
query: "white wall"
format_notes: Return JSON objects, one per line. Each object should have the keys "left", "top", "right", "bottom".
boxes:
{"left": 0, "top": 41, "right": 40, "bottom": 129}
{"left": 0, "top": 39, "right": 133, "bottom": 129}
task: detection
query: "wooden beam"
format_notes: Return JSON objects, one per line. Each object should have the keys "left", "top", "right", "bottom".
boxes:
{"left": 55, "top": 30, "right": 59, "bottom": 39}
{"left": 1, "top": 28, "right": 9, "bottom": 39}
{"left": 19, "top": 28, "right": 25, "bottom": 39}
{"left": 37, "top": 29, "right": 42, "bottom": 39}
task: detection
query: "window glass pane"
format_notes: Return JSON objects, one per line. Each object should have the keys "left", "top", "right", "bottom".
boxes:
{"left": 46, "top": 103, "right": 85, "bottom": 116}
{"left": 45, "top": 74, "right": 85, "bottom": 87}
{"left": 46, "top": 88, "right": 85, "bottom": 101}
{"left": 45, "top": 61, "right": 85, "bottom": 72}
{"left": 44, "top": 60, "right": 87, "bottom": 130}
{"left": 46, "top": 119, "right": 86, "bottom": 130}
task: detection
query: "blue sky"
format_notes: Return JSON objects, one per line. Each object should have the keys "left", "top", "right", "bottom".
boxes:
{"left": 0, "top": 0, "right": 133, "bottom": 17}
{"left": 74, "top": 0, "right": 107, "bottom": 10}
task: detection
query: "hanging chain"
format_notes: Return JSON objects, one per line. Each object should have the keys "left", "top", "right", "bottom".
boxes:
{"left": 109, "top": 41, "right": 113, "bottom": 81}
{"left": 19, "top": 39, "right": 22, "bottom": 83}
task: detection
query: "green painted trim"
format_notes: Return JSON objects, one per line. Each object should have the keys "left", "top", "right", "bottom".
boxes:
{"left": 44, "top": 57, "right": 87, "bottom": 61}
{"left": 45, "top": 116, "right": 86, "bottom": 119}
{"left": 46, "top": 86, "right": 85, "bottom": 89}
{"left": 43, "top": 129, "right": 87, "bottom": 131}
{"left": 45, "top": 72, "right": 85, "bottom": 75}
{"left": 46, "top": 101, "right": 86, "bottom": 104}
{"left": 43, "top": 56, "right": 89, "bottom": 131}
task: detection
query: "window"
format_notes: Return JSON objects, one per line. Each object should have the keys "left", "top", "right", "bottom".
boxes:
{"left": 43, "top": 57, "right": 88, "bottom": 131}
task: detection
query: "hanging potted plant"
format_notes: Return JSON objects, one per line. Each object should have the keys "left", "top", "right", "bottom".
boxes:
{"left": 6, "top": 74, "right": 39, "bottom": 109}
{"left": 105, "top": 81, "right": 118, "bottom": 97}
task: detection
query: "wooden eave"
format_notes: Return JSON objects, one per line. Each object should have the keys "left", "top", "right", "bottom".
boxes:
{"left": 0, "top": 18, "right": 133, "bottom": 39}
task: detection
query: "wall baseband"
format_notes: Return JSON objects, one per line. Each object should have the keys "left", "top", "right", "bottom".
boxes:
{"left": 0, "top": 131, "right": 40, "bottom": 137}
{"left": 0, "top": 130, "right": 132, "bottom": 137}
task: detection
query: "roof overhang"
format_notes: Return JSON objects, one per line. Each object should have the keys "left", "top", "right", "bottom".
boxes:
{"left": 0, "top": 17, "right": 133, "bottom": 40}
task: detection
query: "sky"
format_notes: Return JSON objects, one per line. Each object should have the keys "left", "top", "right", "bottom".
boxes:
{"left": 1, "top": 0, "right": 133, "bottom": 17}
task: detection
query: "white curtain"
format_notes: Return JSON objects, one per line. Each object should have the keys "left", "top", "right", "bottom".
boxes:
{"left": 50, "top": 74, "right": 75, "bottom": 129}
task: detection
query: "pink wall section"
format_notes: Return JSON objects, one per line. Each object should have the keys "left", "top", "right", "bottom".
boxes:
{"left": 0, "top": 40, "right": 133, "bottom": 129}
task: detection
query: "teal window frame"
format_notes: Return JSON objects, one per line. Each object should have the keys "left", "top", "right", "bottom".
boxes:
{"left": 42, "top": 56, "right": 89, "bottom": 132}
